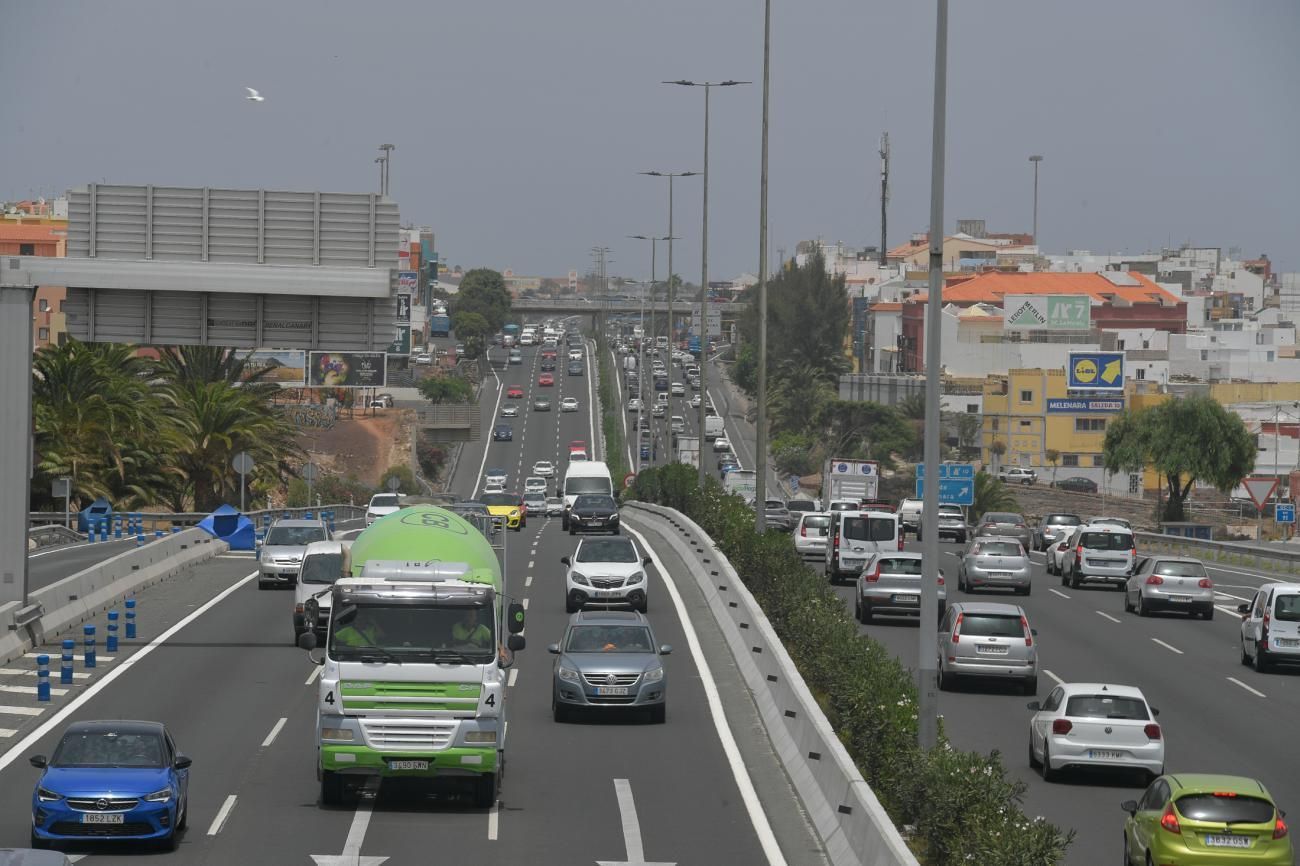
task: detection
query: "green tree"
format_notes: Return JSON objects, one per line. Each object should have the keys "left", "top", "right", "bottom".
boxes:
{"left": 817, "top": 400, "right": 917, "bottom": 467}
{"left": 1045, "top": 448, "right": 1061, "bottom": 485}
{"left": 955, "top": 413, "right": 982, "bottom": 454}
{"left": 768, "top": 359, "right": 836, "bottom": 436}
{"left": 971, "top": 471, "right": 1018, "bottom": 521}
{"left": 897, "top": 392, "right": 927, "bottom": 421}
{"left": 452, "top": 311, "right": 491, "bottom": 359}
{"left": 453, "top": 268, "right": 512, "bottom": 334}
{"left": 1103, "top": 396, "right": 1255, "bottom": 522}
{"left": 378, "top": 465, "right": 420, "bottom": 495}
{"left": 989, "top": 439, "right": 1007, "bottom": 474}
{"left": 418, "top": 374, "right": 475, "bottom": 405}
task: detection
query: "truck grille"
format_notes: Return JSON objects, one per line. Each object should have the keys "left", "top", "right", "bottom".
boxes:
{"left": 360, "top": 717, "right": 457, "bottom": 750}
{"left": 581, "top": 672, "right": 640, "bottom": 687}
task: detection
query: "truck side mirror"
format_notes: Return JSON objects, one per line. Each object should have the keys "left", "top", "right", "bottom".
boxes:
{"left": 507, "top": 602, "right": 526, "bottom": 634}
{"left": 297, "top": 632, "right": 318, "bottom": 652}
{"left": 507, "top": 634, "right": 526, "bottom": 652}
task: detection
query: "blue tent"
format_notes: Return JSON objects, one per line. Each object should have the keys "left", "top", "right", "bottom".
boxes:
{"left": 77, "top": 498, "right": 114, "bottom": 533}
{"left": 197, "top": 504, "right": 256, "bottom": 551}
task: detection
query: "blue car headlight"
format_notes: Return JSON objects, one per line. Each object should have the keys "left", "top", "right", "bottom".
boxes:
{"left": 144, "top": 787, "right": 173, "bottom": 803}
{"left": 36, "top": 787, "right": 62, "bottom": 803}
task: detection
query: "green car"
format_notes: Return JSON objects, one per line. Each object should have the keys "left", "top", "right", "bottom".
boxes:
{"left": 1122, "top": 774, "right": 1292, "bottom": 865}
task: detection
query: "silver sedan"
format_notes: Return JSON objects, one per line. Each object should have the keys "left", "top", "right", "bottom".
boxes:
{"left": 958, "top": 537, "right": 1032, "bottom": 595}
{"left": 974, "top": 512, "right": 1034, "bottom": 552}
{"left": 1123, "top": 556, "right": 1215, "bottom": 619}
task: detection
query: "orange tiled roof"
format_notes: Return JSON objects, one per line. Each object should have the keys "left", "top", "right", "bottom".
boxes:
{"left": 0, "top": 223, "right": 65, "bottom": 241}
{"left": 911, "top": 271, "right": 1180, "bottom": 306}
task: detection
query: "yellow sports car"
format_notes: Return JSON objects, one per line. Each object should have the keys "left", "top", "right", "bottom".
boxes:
{"left": 481, "top": 492, "right": 524, "bottom": 531}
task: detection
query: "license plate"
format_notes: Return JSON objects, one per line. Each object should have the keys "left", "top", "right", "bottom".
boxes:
{"left": 1167, "top": 595, "right": 1190, "bottom": 602}
{"left": 1205, "top": 835, "right": 1252, "bottom": 848}
{"left": 976, "top": 644, "right": 1008, "bottom": 654}
{"left": 388, "top": 760, "right": 429, "bottom": 771}
{"left": 598, "top": 590, "right": 621, "bottom": 598}
{"left": 986, "top": 571, "right": 1011, "bottom": 578}
{"left": 1274, "top": 638, "right": 1299, "bottom": 647}
{"left": 595, "top": 687, "right": 629, "bottom": 696}
{"left": 1088, "top": 749, "right": 1123, "bottom": 759}
{"left": 82, "top": 813, "right": 124, "bottom": 824}
{"left": 891, "top": 594, "right": 918, "bottom": 604}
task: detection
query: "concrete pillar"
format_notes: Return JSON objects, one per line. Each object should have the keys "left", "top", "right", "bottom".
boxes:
{"left": 0, "top": 285, "right": 34, "bottom": 607}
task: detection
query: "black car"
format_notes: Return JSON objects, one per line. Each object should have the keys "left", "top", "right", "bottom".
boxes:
{"left": 1052, "top": 476, "right": 1099, "bottom": 494}
{"left": 493, "top": 424, "right": 513, "bottom": 442}
{"left": 568, "top": 361, "right": 584, "bottom": 376}
{"left": 540, "top": 359, "right": 556, "bottom": 371}
{"left": 568, "top": 494, "right": 621, "bottom": 536}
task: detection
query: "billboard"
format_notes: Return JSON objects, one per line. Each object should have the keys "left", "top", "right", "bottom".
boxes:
{"left": 397, "top": 270, "right": 419, "bottom": 293}
{"left": 1004, "top": 295, "right": 1091, "bottom": 330}
{"left": 1067, "top": 352, "right": 1124, "bottom": 391}
{"left": 1046, "top": 398, "right": 1124, "bottom": 413}
{"left": 397, "top": 293, "right": 412, "bottom": 323}
{"left": 307, "top": 351, "right": 387, "bottom": 387}
{"left": 242, "top": 349, "right": 307, "bottom": 386}
{"left": 388, "top": 324, "right": 411, "bottom": 355}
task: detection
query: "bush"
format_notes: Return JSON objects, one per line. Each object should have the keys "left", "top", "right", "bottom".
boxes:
{"left": 628, "top": 465, "right": 1074, "bottom": 865}
{"left": 595, "top": 336, "right": 629, "bottom": 482}
{"left": 378, "top": 465, "right": 420, "bottom": 495}
{"left": 770, "top": 431, "right": 820, "bottom": 477}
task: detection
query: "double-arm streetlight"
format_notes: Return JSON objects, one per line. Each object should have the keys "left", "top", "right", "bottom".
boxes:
{"left": 664, "top": 79, "right": 750, "bottom": 489}
{"left": 628, "top": 234, "right": 674, "bottom": 470}
{"left": 378, "top": 143, "right": 396, "bottom": 196}
{"left": 638, "top": 171, "right": 698, "bottom": 367}
{"left": 1029, "top": 154, "right": 1043, "bottom": 247}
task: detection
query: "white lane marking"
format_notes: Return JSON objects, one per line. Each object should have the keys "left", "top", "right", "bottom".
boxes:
{"left": 525, "top": 574, "right": 533, "bottom": 588}
{"left": 24, "top": 652, "right": 114, "bottom": 662}
{"left": 0, "top": 570, "right": 260, "bottom": 772}
{"left": 1215, "top": 604, "right": 1241, "bottom": 616}
{"left": 261, "top": 717, "right": 289, "bottom": 748}
{"left": 1048, "top": 588, "right": 1071, "bottom": 599}
{"left": 488, "top": 800, "right": 499, "bottom": 841}
{"left": 0, "top": 684, "right": 67, "bottom": 696}
{"left": 0, "top": 668, "right": 90, "bottom": 680}
{"left": 311, "top": 782, "right": 383, "bottom": 863}
{"left": 1227, "top": 676, "right": 1267, "bottom": 698}
{"left": 473, "top": 374, "right": 508, "bottom": 499}
{"left": 0, "top": 728, "right": 16, "bottom": 737}
{"left": 207, "top": 794, "right": 238, "bottom": 835}
{"left": 1213, "top": 589, "right": 1254, "bottom": 603}
{"left": 1043, "top": 669, "right": 1066, "bottom": 686}
{"left": 602, "top": 778, "right": 661, "bottom": 865}
{"left": 0, "top": 705, "right": 44, "bottom": 716}
{"left": 1150, "top": 638, "right": 1184, "bottom": 655}
{"left": 1095, "top": 610, "right": 1122, "bottom": 624}
{"left": 528, "top": 560, "right": 534, "bottom": 570}
{"left": 507, "top": 668, "right": 518, "bottom": 688}
{"left": 625, "top": 525, "right": 787, "bottom": 866}
{"left": 522, "top": 598, "right": 530, "bottom": 611}
{"left": 305, "top": 665, "right": 323, "bottom": 686}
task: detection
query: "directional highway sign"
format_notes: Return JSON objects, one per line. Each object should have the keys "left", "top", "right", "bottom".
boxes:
{"left": 1276, "top": 503, "right": 1295, "bottom": 525}
{"left": 916, "top": 463, "right": 974, "bottom": 480}
{"left": 915, "top": 478, "right": 975, "bottom": 506}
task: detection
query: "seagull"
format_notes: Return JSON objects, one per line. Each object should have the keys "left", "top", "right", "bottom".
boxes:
{"left": 245, "top": 87, "right": 264, "bottom": 102}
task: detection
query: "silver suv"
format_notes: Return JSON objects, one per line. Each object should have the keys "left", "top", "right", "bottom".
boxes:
{"left": 549, "top": 610, "right": 671, "bottom": 723}
{"left": 854, "top": 551, "right": 946, "bottom": 624}
{"left": 258, "top": 518, "right": 331, "bottom": 590}
{"left": 1059, "top": 523, "right": 1136, "bottom": 589}
{"left": 938, "top": 602, "right": 1038, "bottom": 695}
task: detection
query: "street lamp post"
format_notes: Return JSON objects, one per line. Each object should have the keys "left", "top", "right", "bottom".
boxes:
{"left": 629, "top": 234, "right": 673, "bottom": 470}
{"left": 1029, "top": 154, "right": 1043, "bottom": 247}
{"left": 379, "top": 144, "right": 396, "bottom": 196}
{"left": 374, "top": 157, "right": 385, "bottom": 194}
{"left": 755, "top": 0, "right": 772, "bottom": 531}
{"left": 639, "top": 171, "right": 698, "bottom": 371}
{"left": 665, "top": 79, "right": 750, "bottom": 489}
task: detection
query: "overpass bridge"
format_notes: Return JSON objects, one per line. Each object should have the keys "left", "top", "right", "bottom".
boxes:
{"left": 510, "top": 297, "right": 747, "bottom": 315}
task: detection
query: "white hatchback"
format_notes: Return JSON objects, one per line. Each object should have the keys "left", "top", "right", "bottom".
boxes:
{"left": 1028, "top": 682, "right": 1164, "bottom": 784}
{"left": 560, "top": 397, "right": 580, "bottom": 412}
{"left": 532, "top": 460, "right": 556, "bottom": 478}
{"left": 524, "top": 476, "right": 548, "bottom": 494}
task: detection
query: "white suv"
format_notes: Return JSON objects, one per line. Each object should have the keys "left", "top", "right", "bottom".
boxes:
{"left": 1059, "top": 523, "right": 1136, "bottom": 589}
{"left": 365, "top": 492, "right": 402, "bottom": 526}
{"left": 561, "top": 536, "right": 651, "bottom": 613}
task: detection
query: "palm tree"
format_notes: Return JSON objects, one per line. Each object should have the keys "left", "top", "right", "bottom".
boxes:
{"left": 898, "top": 391, "right": 926, "bottom": 421}
{"left": 1045, "top": 449, "right": 1061, "bottom": 486}
{"left": 768, "top": 359, "right": 836, "bottom": 436}
{"left": 971, "top": 471, "right": 1018, "bottom": 522}
{"left": 989, "top": 439, "right": 1007, "bottom": 475}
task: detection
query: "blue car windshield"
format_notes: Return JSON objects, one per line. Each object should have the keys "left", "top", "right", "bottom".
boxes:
{"left": 52, "top": 732, "right": 165, "bottom": 768}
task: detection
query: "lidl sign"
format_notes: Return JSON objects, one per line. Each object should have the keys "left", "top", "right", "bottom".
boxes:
{"left": 1067, "top": 352, "right": 1124, "bottom": 390}
{"left": 1004, "top": 295, "right": 1091, "bottom": 330}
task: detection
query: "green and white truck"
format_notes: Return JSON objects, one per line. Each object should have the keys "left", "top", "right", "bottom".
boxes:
{"left": 298, "top": 505, "right": 525, "bottom": 806}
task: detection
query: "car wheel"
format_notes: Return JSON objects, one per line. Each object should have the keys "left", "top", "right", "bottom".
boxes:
{"left": 1041, "top": 741, "right": 1059, "bottom": 782}
{"left": 29, "top": 829, "right": 49, "bottom": 850}
{"left": 860, "top": 600, "right": 873, "bottom": 624}
{"left": 957, "top": 570, "right": 967, "bottom": 592}
{"left": 1254, "top": 645, "right": 1271, "bottom": 673}
{"left": 565, "top": 597, "right": 579, "bottom": 614}
{"left": 637, "top": 597, "right": 648, "bottom": 614}
{"left": 320, "top": 769, "right": 346, "bottom": 806}
{"left": 1022, "top": 676, "right": 1038, "bottom": 696}
{"left": 1136, "top": 592, "right": 1150, "bottom": 617}
{"left": 258, "top": 580, "right": 270, "bottom": 591}
{"left": 1060, "top": 567, "right": 1069, "bottom": 587}
{"left": 177, "top": 796, "right": 188, "bottom": 831}
{"left": 1069, "top": 566, "right": 1081, "bottom": 590}
{"left": 1122, "top": 832, "right": 1132, "bottom": 866}
{"left": 937, "top": 665, "right": 954, "bottom": 692}
{"left": 1020, "top": 584, "right": 1032, "bottom": 597}
{"left": 649, "top": 704, "right": 666, "bottom": 724}
{"left": 1240, "top": 640, "right": 1252, "bottom": 666}
{"left": 853, "top": 594, "right": 862, "bottom": 622}
{"left": 1123, "top": 591, "right": 1134, "bottom": 613}
{"left": 552, "top": 695, "right": 570, "bottom": 723}
{"left": 293, "top": 628, "right": 304, "bottom": 646}
{"left": 1028, "top": 735, "right": 1041, "bottom": 769}
{"left": 568, "top": 527, "right": 576, "bottom": 536}
{"left": 1202, "top": 605, "right": 1214, "bottom": 621}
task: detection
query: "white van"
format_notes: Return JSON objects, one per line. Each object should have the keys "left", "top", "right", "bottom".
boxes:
{"left": 704, "top": 415, "right": 725, "bottom": 441}
{"left": 825, "top": 510, "right": 902, "bottom": 584}
{"left": 561, "top": 461, "right": 614, "bottom": 531}
{"left": 292, "top": 540, "right": 350, "bottom": 643}
{"left": 1239, "top": 582, "right": 1300, "bottom": 672}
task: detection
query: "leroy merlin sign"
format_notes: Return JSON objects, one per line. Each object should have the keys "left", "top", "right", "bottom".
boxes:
{"left": 1003, "top": 295, "right": 1091, "bottom": 330}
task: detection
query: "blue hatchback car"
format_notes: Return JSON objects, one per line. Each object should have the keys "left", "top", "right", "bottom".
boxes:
{"left": 30, "top": 720, "right": 191, "bottom": 851}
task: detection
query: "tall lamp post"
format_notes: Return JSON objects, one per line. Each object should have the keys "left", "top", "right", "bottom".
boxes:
{"left": 1029, "top": 154, "right": 1043, "bottom": 247}
{"left": 628, "top": 234, "right": 674, "bottom": 470}
{"left": 664, "top": 79, "right": 750, "bottom": 489}
{"left": 755, "top": 0, "right": 772, "bottom": 531}
{"left": 639, "top": 171, "right": 698, "bottom": 370}
{"left": 374, "top": 157, "right": 385, "bottom": 194}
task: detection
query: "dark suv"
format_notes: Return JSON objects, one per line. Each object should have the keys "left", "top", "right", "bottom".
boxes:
{"left": 568, "top": 494, "right": 620, "bottom": 535}
{"left": 493, "top": 423, "right": 513, "bottom": 442}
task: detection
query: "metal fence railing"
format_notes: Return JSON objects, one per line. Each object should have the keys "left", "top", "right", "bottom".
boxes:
{"left": 28, "top": 505, "right": 368, "bottom": 540}
{"left": 1136, "top": 530, "right": 1300, "bottom": 577}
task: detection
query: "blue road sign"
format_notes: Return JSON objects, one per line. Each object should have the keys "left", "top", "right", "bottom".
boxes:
{"left": 1276, "top": 504, "right": 1296, "bottom": 525}
{"left": 916, "top": 463, "right": 974, "bottom": 481}
{"left": 915, "top": 478, "right": 975, "bottom": 506}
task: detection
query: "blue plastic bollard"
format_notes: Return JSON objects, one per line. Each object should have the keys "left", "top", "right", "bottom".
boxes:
{"left": 36, "top": 655, "right": 51, "bottom": 702}
{"left": 170, "top": 525, "right": 180, "bottom": 534}
{"left": 125, "top": 599, "right": 137, "bottom": 640}
{"left": 107, "top": 610, "right": 119, "bottom": 653}
{"left": 60, "top": 639, "right": 74, "bottom": 684}
{"left": 83, "top": 624, "right": 96, "bottom": 669}
{"left": 155, "top": 530, "right": 165, "bottom": 539}
{"left": 305, "top": 511, "right": 314, "bottom": 520}
{"left": 136, "top": 532, "right": 145, "bottom": 547}
{"left": 114, "top": 516, "right": 123, "bottom": 539}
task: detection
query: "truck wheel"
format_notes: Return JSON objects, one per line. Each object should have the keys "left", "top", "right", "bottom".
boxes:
{"left": 320, "top": 770, "right": 345, "bottom": 806}
{"left": 649, "top": 704, "right": 666, "bottom": 724}
{"left": 473, "top": 773, "right": 498, "bottom": 809}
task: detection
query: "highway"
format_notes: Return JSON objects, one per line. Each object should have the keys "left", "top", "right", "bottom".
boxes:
{"left": 27, "top": 539, "right": 141, "bottom": 593}
{"left": 0, "top": 332, "right": 818, "bottom": 865}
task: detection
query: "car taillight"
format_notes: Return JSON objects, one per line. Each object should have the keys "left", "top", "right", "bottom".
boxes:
{"left": 1262, "top": 608, "right": 1272, "bottom": 649}
{"left": 863, "top": 565, "right": 881, "bottom": 583}
{"left": 1274, "top": 815, "right": 1289, "bottom": 840}
{"left": 834, "top": 534, "right": 840, "bottom": 550}
{"left": 1076, "top": 544, "right": 1083, "bottom": 554}
{"left": 1021, "top": 615, "right": 1033, "bottom": 646}
{"left": 1015, "top": 523, "right": 1027, "bottom": 529}
{"left": 937, "top": 574, "right": 945, "bottom": 586}
{"left": 1144, "top": 723, "right": 1161, "bottom": 740}
{"left": 950, "top": 612, "right": 963, "bottom": 643}
{"left": 800, "top": 524, "right": 807, "bottom": 537}
{"left": 294, "top": 603, "right": 304, "bottom": 614}
{"left": 1145, "top": 575, "right": 1164, "bottom": 585}
{"left": 1160, "top": 804, "right": 1180, "bottom": 834}
{"left": 1130, "top": 547, "right": 1137, "bottom": 559}
{"left": 1197, "top": 578, "right": 1213, "bottom": 589}
{"left": 1051, "top": 719, "right": 1072, "bottom": 735}
{"left": 897, "top": 535, "right": 905, "bottom": 551}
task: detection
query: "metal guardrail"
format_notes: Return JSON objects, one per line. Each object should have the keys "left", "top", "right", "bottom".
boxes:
{"left": 27, "top": 525, "right": 83, "bottom": 549}
{"left": 1135, "top": 530, "right": 1300, "bottom": 576}
{"left": 28, "top": 505, "right": 367, "bottom": 535}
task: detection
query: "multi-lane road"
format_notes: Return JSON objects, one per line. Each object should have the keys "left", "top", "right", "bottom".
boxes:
{"left": 0, "top": 334, "right": 818, "bottom": 865}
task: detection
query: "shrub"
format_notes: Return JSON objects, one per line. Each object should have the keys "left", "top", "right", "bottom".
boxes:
{"left": 771, "top": 431, "right": 820, "bottom": 477}
{"left": 628, "top": 465, "right": 1074, "bottom": 865}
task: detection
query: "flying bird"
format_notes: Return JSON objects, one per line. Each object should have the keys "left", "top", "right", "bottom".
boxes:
{"left": 245, "top": 87, "right": 264, "bottom": 102}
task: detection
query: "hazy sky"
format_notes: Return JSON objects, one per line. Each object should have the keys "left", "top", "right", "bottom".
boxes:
{"left": 4, "top": 1, "right": 1297, "bottom": 279}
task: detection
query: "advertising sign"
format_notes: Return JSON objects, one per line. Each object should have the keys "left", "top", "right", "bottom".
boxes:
{"left": 1004, "top": 295, "right": 1091, "bottom": 330}
{"left": 307, "top": 351, "right": 387, "bottom": 387}
{"left": 397, "top": 270, "right": 419, "bottom": 292}
{"left": 388, "top": 325, "right": 411, "bottom": 356}
{"left": 1046, "top": 398, "right": 1124, "bottom": 413}
{"left": 242, "top": 349, "right": 307, "bottom": 386}
{"left": 690, "top": 311, "right": 722, "bottom": 337}
{"left": 396, "top": 293, "right": 412, "bottom": 323}
{"left": 1067, "top": 352, "right": 1124, "bottom": 391}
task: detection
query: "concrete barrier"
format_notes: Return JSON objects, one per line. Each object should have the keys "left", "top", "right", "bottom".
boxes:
{"left": 626, "top": 502, "right": 919, "bottom": 866}
{"left": 1, "top": 528, "right": 228, "bottom": 666}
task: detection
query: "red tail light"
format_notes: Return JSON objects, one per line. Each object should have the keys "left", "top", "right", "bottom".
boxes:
{"left": 897, "top": 535, "right": 905, "bottom": 551}
{"left": 1145, "top": 575, "right": 1164, "bottom": 585}
{"left": 1263, "top": 608, "right": 1272, "bottom": 649}
{"left": 950, "top": 612, "right": 963, "bottom": 643}
{"left": 1274, "top": 815, "right": 1289, "bottom": 840}
{"left": 1130, "top": 547, "right": 1137, "bottom": 559}
{"left": 1021, "top": 615, "right": 1033, "bottom": 646}
{"left": 863, "top": 564, "right": 882, "bottom": 583}
{"left": 1051, "top": 719, "right": 1072, "bottom": 735}
{"left": 1144, "top": 723, "right": 1162, "bottom": 740}
{"left": 294, "top": 603, "right": 304, "bottom": 614}
{"left": 1160, "top": 804, "right": 1180, "bottom": 834}
{"left": 800, "top": 524, "right": 807, "bottom": 538}
{"left": 937, "top": 574, "right": 945, "bottom": 586}
{"left": 1197, "top": 578, "right": 1213, "bottom": 589}
{"left": 1015, "top": 523, "right": 1027, "bottom": 529}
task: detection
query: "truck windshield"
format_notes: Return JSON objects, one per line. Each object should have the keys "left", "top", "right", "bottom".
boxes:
{"left": 565, "top": 477, "right": 612, "bottom": 496}
{"left": 329, "top": 604, "right": 496, "bottom": 662}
